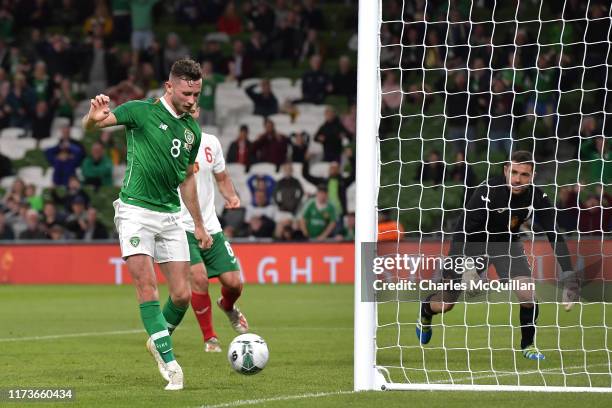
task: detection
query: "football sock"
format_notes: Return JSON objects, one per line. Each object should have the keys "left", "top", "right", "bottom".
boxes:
{"left": 421, "top": 293, "right": 437, "bottom": 321}
{"left": 140, "top": 300, "right": 175, "bottom": 363}
{"left": 191, "top": 291, "right": 217, "bottom": 341}
{"left": 162, "top": 296, "right": 188, "bottom": 335}
{"left": 220, "top": 284, "right": 242, "bottom": 311}
{"left": 520, "top": 302, "right": 539, "bottom": 349}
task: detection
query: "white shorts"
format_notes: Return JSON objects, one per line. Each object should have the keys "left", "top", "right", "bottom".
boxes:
{"left": 113, "top": 199, "right": 190, "bottom": 263}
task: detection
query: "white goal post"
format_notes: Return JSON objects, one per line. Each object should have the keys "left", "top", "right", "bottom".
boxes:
{"left": 354, "top": 0, "right": 612, "bottom": 393}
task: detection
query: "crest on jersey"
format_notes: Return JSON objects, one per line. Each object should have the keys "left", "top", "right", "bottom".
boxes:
{"left": 184, "top": 129, "right": 195, "bottom": 144}
{"left": 130, "top": 236, "right": 140, "bottom": 247}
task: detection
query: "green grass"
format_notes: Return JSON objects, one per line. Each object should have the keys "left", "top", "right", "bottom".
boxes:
{"left": 0, "top": 285, "right": 610, "bottom": 407}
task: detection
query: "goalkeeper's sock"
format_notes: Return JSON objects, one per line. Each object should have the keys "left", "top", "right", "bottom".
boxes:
{"left": 519, "top": 302, "right": 539, "bottom": 349}
{"left": 140, "top": 300, "right": 175, "bottom": 363}
{"left": 162, "top": 296, "right": 189, "bottom": 335}
{"left": 421, "top": 293, "right": 438, "bottom": 322}
{"left": 220, "top": 284, "right": 243, "bottom": 311}
{"left": 191, "top": 291, "right": 218, "bottom": 341}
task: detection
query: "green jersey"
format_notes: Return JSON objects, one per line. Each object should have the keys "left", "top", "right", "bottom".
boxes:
{"left": 112, "top": 97, "right": 201, "bottom": 213}
{"left": 301, "top": 198, "right": 337, "bottom": 238}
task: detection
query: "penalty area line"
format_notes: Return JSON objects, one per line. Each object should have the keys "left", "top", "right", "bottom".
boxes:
{"left": 198, "top": 390, "right": 359, "bottom": 408}
{"left": 0, "top": 329, "right": 144, "bottom": 342}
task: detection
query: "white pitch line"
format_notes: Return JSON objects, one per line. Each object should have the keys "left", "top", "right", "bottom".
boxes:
{"left": 0, "top": 329, "right": 144, "bottom": 342}
{"left": 199, "top": 390, "right": 359, "bottom": 408}
{"left": 200, "top": 363, "right": 611, "bottom": 408}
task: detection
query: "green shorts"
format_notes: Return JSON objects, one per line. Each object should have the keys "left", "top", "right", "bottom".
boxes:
{"left": 186, "top": 231, "right": 240, "bottom": 278}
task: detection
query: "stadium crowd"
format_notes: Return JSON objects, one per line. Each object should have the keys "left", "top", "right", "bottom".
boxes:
{"left": 0, "top": 0, "right": 358, "bottom": 241}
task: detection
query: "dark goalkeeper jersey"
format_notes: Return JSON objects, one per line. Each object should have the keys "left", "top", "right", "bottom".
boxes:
{"left": 451, "top": 175, "right": 573, "bottom": 272}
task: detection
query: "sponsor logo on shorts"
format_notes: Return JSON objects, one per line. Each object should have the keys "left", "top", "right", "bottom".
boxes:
{"left": 130, "top": 236, "right": 140, "bottom": 247}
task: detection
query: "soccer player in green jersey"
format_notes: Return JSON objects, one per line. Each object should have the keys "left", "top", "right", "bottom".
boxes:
{"left": 179, "top": 131, "right": 249, "bottom": 353}
{"left": 82, "top": 58, "right": 212, "bottom": 391}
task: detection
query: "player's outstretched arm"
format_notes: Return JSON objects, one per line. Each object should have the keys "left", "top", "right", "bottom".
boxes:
{"left": 214, "top": 170, "right": 240, "bottom": 208}
{"left": 82, "top": 94, "right": 117, "bottom": 131}
{"left": 180, "top": 165, "right": 213, "bottom": 249}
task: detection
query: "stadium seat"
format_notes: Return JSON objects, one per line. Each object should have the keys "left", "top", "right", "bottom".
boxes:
{"left": 309, "top": 162, "right": 330, "bottom": 178}
{"left": 346, "top": 184, "right": 356, "bottom": 213}
{"left": 0, "top": 127, "right": 26, "bottom": 140}
{"left": 268, "top": 113, "right": 292, "bottom": 130}
{"left": 0, "top": 141, "right": 27, "bottom": 160}
{"left": 0, "top": 175, "right": 16, "bottom": 190}
{"left": 202, "top": 126, "right": 220, "bottom": 136}
{"left": 39, "top": 137, "right": 60, "bottom": 150}
{"left": 248, "top": 162, "right": 277, "bottom": 177}
{"left": 204, "top": 31, "right": 230, "bottom": 43}
{"left": 270, "top": 78, "right": 292, "bottom": 89}
{"left": 70, "top": 126, "right": 84, "bottom": 141}
{"left": 38, "top": 168, "right": 54, "bottom": 189}
{"left": 17, "top": 166, "right": 44, "bottom": 184}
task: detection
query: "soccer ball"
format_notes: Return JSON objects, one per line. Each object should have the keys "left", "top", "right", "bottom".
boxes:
{"left": 227, "top": 333, "right": 269, "bottom": 375}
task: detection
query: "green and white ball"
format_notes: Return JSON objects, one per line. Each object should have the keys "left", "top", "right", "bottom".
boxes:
{"left": 227, "top": 333, "right": 269, "bottom": 375}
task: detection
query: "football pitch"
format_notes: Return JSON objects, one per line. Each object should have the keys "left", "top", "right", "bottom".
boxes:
{"left": 0, "top": 285, "right": 610, "bottom": 407}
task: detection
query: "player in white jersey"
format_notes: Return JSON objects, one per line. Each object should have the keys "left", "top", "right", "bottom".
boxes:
{"left": 180, "top": 133, "right": 249, "bottom": 352}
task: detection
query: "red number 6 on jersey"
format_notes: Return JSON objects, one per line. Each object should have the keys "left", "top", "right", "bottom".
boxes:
{"left": 205, "top": 147, "right": 213, "bottom": 163}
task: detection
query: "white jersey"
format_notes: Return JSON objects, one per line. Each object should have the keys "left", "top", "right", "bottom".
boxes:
{"left": 180, "top": 133, "right": 225, "bottom": 234}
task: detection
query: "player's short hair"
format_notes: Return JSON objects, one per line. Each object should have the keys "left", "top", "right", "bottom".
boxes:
{"left": 509, "top": 150, "right": 535, "bottom": 171}
{"left": 170, "top": 58, "right": 202, "bottom": 82}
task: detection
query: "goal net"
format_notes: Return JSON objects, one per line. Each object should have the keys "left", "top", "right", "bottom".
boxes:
{"left": 355, "top": 0, "right": 612, "bottom": 392}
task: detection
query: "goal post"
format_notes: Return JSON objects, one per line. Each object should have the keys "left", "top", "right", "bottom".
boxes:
{"left": 354, "top": 0, "right": 612, "bottom": 393}
{"left": 354, "top": 0, "right": 381, "bottom": 392}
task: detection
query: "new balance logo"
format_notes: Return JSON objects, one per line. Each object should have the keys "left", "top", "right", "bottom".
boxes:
{"left": 159, "top": 123, "right": 168, "bottom": 131}
{"left": 195, "top": 307, "right": 210, "bottom": 315}
{"left": 480, "top": 195, "right": 490, "bottom": 203}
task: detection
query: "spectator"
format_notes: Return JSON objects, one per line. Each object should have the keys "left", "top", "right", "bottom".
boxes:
{"left": 335, "top": 212, "right": 355, "bottom": 241}
{"left": 489, "top": 78, "right": 513, "bottom": 155}
{"left": 31, "top": 100, "right": 54, "bottom": 140}
{"left": 245, "top": 30, "right": 267, "bottom": 65}
{"left": 341, "top": 103, "right": 356, "bottom": 137}
{"left": 447, "top": 151, "right": 477, "bottom": 201}
{"left": 198, "top": 60, "right": 224, "bottom": 126}
{"left": 245, "top": 79, "right": 279, "bottom": 117}
{"left": 82, "top": 141, "right": 114, "bottom": 188}
{"left": 130, "top": 0, "right": 159, "bottom": 55}
{"left": 0, "top": 151, "right": 12, "bottom": 179}
{"left": 273, "top": 162, "right": 304, "bottom": 214}
{"left": 228, "top": 39, "right": 253, "bottom": 81}
{"left": 299, "top": 29, "right": 323, "bottom": 64}
{"left": 83, "top": 1, "right": 113, "bottom": 38}
{"left": 56, "top": 124, "right": 86, "bottom": 161}
{"left": 445, "top": 71, "right": 472, "bottom": 153}
{"left": 31, "top": 60, "right": 53, "bottom": 102}
{"left": 226, "top": 125, "right": 255, "bottom": 170}
{"left": 2, "top": 178, "right": 25, "bottom": 204}
{"left": 4, "top": 197, "right": 27, "bottom": 237}
{"left": 300, "top": 54, "right": 332, "bottom": 105}
{"left": 99, "top": 130, "right": 122, "bottom": 165}
{"left": 314, "top": 107, "right": 350, "bottom": 162}
{"left": 64, "top": 195, "right": 88, "bottom": 237}
{"left": 377, "top": 210, "right": 405, "bottom": 242}
{"left": 7, "top": 72, "right": 35, "bottom": 128}
{"left": 51, "top": 175, "right": 90, "bottom": 213}
{"left": 556, "top": 185, "right": 579, "bottom": 232}
{"left": 0, "top": 211, "right": 14, "bottom": 240}
{"left": 247, "top": 174, "right": 275, "bottom": 206}
{"left": 45, "top": 140, "right": 84, "bottom": 187}
{"left": 162, "top": 32, "right": 190, "bottom": 78}
{"left": 41, "top": 201, "right": 65, "bottom": 233}
{"left": 581, "top": 136, "right": 611, "bottom": 184}
{"left": 381, "top": 70, "right": 401, "bottom": 113}
{"left": 246, "top": 1, "right": 275, "bottom": 33}
{"left": 84, "top": 37, "right": 116, "bottom": 97}
{"left": 197, "top": 40, "right": 225, "bottom": 73}
{"left": 299, "top": 184, "right": 336, "bottom": 241}
{"left": 19, "top": 209, "right": 46, "bottom": 240}
{"left": 48, "top": 224, "right": 68, "bottom": 240}
{"left": 269, "top": 9, "right": 301, "bottom": 62}
{"left": 217, "top": 1, "right": 242, "bottom": 36}
{"left": 73, "top": 207, "right": 109, "bottom": 240}
{"left": 106, "top": 71, "right": 144, "bottom": 106}
{"left": 245, "top": 189, "right": 277, "bottom": 238}
{"left": 579, "top": 194, "right": 610, "bottom": 234}
{"left": 302, "top": 158, "right": 355, "bottom": 217}
{"left": 252, "top": 118, "right": 289, "bottom": 169}
{"left": 416, "top": 150, "right": 444, "bottom": 186}
{"left": 331, "top": 55, "right": 357, "bottom": 104}
{"left": 300, "top": 0, "right": 325, "bottom": 30}
{"left": 290, "top": 131, "right": 309, "bottom": 163}
{"left": 111, "top": 0, "right": 132, "bottom": 43}
{"left": 24, "top": 184, "right": 43, "bottom": 212}
{"left": 53, "top": 76, "right": 77, "bottom": 123}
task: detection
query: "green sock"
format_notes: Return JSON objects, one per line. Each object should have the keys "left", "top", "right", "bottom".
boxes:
{"left": 140, "top": 300, "right": 175, "bottom": 363}
{"left": 162, "top": 296, "right": 188, "bottom": 334}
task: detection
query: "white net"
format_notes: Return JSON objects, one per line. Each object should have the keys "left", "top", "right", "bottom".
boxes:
{"left": 373, "top": 0, "right": 612, "bottom": 390}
